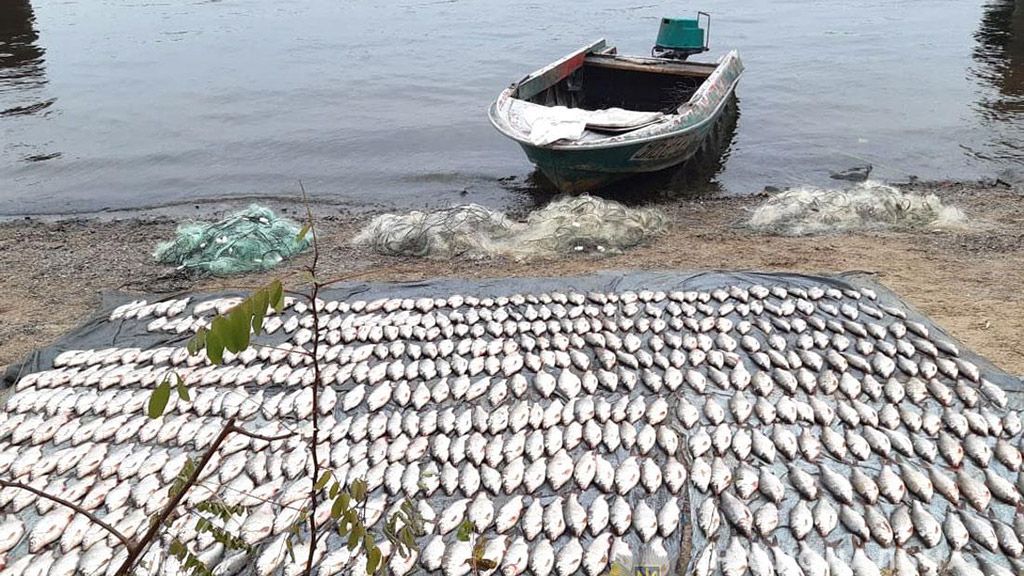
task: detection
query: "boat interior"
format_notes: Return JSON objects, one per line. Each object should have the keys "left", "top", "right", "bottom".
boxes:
{"left": 515, "top": 48, "right": 717, "bottom": 115}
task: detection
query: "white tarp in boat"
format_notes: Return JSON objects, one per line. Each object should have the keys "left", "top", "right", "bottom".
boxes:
{"left": 508, "top": 98, "right": 665, "bottom": 146}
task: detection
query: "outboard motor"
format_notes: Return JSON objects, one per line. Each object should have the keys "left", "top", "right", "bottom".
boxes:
{"left": 652, "top": 12, "right": 710, "bottom": 60}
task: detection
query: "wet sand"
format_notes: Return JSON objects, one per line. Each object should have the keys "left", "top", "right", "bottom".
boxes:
{"left": 2, "top": 179, "right": 1022, "bottom": 376}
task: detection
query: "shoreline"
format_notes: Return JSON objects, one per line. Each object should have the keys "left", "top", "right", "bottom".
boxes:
{"left": 2, "top": 178, "right": 1022, "bottom": 375}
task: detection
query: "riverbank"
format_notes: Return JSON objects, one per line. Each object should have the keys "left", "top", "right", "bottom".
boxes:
{"left": 2, "top": 179, "right": 1022, "bottom": 374}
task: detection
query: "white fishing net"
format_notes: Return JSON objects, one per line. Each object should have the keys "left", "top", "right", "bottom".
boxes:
{"left": 746, "top": 181, "right": 967, "bottom": 236}
{"left": 352, "top": 195, "right": 667, "bottom": 259}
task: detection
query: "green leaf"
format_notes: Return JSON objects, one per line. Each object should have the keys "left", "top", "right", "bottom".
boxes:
{"left": 269, "top": 280, "right": 284, "bottom": 313}
{"left": 175, "top": 375, "right": 190, "bottom": 401}
{"left": 350, "top": 479, "right": 367, "bottom": 502}
{"left": 221, "top": 309, "right": 249, "bottom": 353}
{"left": 295, "top": 223, "right": 311, "bottom": 244}
{"left": 250, "top": 290, "right": 269, "bottom": 334}
{"left": 315, "top": 471, "right": 332, "bottom": 492}
{"left": 331, "top": 493, "right": 350, "bottom": 519}
{"left": 456, "top": 519, "right": 473, "bottom": 542}
{"left": 205, "top": 323, "right": 225, "bottom": 365}
{"left": 346, "top": 525, "right": 361, "bottom": 550}
{"left": 187, "top": 327, "right": 207, "bottom": 356}
{"left": 329, "top": 482, "right": 340, "bottom": 499}
{"left": 366, "top": 546, "right": 381, "bottom": 575}
{"left": 149, "top": 379, "right": 171, "bottom": 418}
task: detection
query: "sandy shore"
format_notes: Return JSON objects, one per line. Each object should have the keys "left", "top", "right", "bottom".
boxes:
{"left": 2, "top": 179, "right": 1022, "bottom": 375}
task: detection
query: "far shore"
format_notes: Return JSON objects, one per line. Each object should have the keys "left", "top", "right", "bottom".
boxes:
{"left": 2, "top": 178, "right": 1022, "bottom": 376}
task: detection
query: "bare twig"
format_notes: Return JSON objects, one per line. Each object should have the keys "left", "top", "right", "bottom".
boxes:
{"left": 247, "top": 343, "right": 315, "bottom": 358}
{"left": 299, "top": 181, "right": 324, "bottom": 576}
{"left": 229, "top": 427, "right": 295, "bottom": 442}
{"left": 0, "top": 479, "right": 133, "bottom": 550}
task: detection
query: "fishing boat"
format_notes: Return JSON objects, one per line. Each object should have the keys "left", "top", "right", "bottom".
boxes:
{"left": 488, "top": 14, "right": 743, "bottom": 193}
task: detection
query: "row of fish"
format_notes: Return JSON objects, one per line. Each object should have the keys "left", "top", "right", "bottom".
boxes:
{"left": 3, "top": 281, "right": 1020, "bottom": 576}
{"left": 110, "top": 284, "right": 885, "bottom": 324}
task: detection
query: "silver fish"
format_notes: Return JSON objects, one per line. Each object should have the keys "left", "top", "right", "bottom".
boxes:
{"left": 790, "top": 501, "right": 813, "bottom": 540}
{"left": 910, "top": 501, "right": 942, "bottom": 548}
{"left": 840, "top": 505, "right": 870, "bottom": 542}
{"left": 773, "top": 546, "right": 803, "bottom": 576}
{"left": 788, "top": 464, "right": 818, "bottom": 500}
{"left": 754, "top": 502, "right": 779, "bottom": 537}
{"left": 745, "top": 541, "right": 774, "bottom": 573}
{"left": 957, "top": 468, "right": 992, "bottom": 511}
{"left": 959, "top": 510, "right": 999, "bottom": 552}
{"left": 851, "top": 548, "right": 881, "bottom": 576}
{"left": 722, "top": 537, "right": 749, "bottom": 576}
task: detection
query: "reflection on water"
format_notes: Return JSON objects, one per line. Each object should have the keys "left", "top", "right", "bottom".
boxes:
{"left": 0, "top": 0, "right": 47, "bottom": 100}
{"left": 972, "top": 0, "right": 1023, "bottom": 161}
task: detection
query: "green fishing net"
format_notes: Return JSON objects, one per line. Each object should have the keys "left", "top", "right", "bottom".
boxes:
{"left": 154, "top": 205, "right": 311, "bottom": 276}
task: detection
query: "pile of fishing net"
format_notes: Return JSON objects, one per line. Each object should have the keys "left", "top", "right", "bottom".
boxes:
{"left": 154, "top": 205, "right": 311, "bottom": 276}
{"left": 352, "top": 195, "right": 667, "bottom": 259}
{"left": 746, "top": 181, "right": 966, "bottom": 236}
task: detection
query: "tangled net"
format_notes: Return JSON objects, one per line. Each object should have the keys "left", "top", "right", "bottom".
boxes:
{"left": 154, "top": 205, "right": 311, "bottom": 276}
{"left": 746, "top": 181, "right": 966, "bottom": 236}
{"left": 352, "top": 195, "right": 667, "bottom": 259}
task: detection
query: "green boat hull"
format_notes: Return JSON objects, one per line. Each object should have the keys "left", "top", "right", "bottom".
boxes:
{"left": 518, "top": 120, "right": 716, "bottom": 193}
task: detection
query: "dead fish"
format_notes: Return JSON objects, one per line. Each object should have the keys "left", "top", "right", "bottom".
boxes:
{"left": 698, "top": 498, "right": 720, "bottom": 538}
{"left": 753, "top": 426, "right": 774, "bottom": 461}
{"left": 583, "top": 534, "right": 613, "bottom": 576}
{"left": 790, "top": 501, "right": 813, "bottom": 540}
{"left": 938, "top": 432, "right": 966, "bottom": 467}
{"left": 929, "top": 466, "right": 959, "bottom": 505}
{"left": 710, "top": 456, "right": 733, "bottom": 494}
{"left": 555, "top": 539, "right": 583, "bottom": 576}
{"left": 994, "top": 438, "right": 1022, "bottom": 471}
{"left": 943, "top": 507, "right": 970, "bottom": 550}
{"left": 819, "top": 463, "right": 854, "bottom": 504}
{"left": 772, "top": 546, "right": 803, "bottom": 576}
{"left": 693, "top": 544, "right": 718, "bottom": 576}
{"left": 813, "top": 498, "right": 838, "bottom": 537}
{"left": 899, "top": 462, "right": 933, "bottom": 503}
{"left": 758, "top": 466, "right": 785, "bottom": 503}
{"left": 610, "top": 496, "right": 632, "bottom": 536}
{"left": 851, "top": 547, "right": 881, "bottom": 576}
{"left": 959, "top": 510, "right": 999, "bottom": 552}
{"left": 890, "top": 505, "right": 914, "bottom": 546}
{"left": 826, "top": 548, "right": 853, "bottom": 576}
{"left": 753, "top": 502, "right": 779, "bottom": 538}
{"left": 787, "top": 464, "right": 818, "bottom": 500}
{"left": 910, "top": 501, "right": 942, "bottom": 548}
{"left": 746, "top": 543, "right": 775, "bottom": 576}
{"left": 797, "top": 542, "right": 829, "bottom": 576}
{"left": 28, "top": 508, "right": 73, "bottom": 552}
{"left": 992, "top": 518, "right": 1023, "bottom": 557}
{"left": 964, "top": 434, "right": 992, "bottom": 467}
{"left": 720, "top": 491, "right": 753, "bottom": 538}
{"left": 957, "top": 469, "right": 992, "bottom": 512}
{"left": 722, "top": 538, "right": 749, "bottom": 576}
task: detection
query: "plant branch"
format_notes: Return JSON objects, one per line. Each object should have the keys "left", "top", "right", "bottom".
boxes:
{"left": 299, "top": 181, "right": 324, "bottom": 576}
{"left": 0, "top": 479, "right": 133, "bottom": 550}
{"left": 114, "top": 418, "right": 238, "bottom": 576}
{"left": 229, "top": 427, "right": 295, "bottom": 442}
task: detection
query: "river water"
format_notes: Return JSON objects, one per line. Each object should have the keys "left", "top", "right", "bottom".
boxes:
{"left": 1, "top": 0, "right": 1021, "bottom": 216}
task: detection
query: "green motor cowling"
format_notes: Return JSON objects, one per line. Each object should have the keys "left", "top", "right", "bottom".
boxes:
{"left": 653, "top": 12, "right": 710, "bottom": 60}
